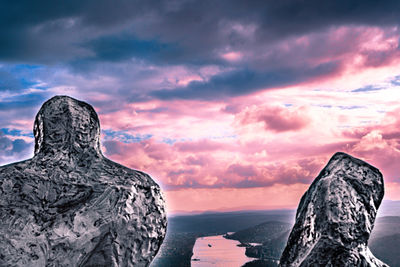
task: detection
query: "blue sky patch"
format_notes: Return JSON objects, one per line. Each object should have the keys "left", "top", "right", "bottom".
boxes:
{"left": 352, "top": 85, "right": 384, "bottom": 93}
{"left": 102, "top": 129, "right": 153, "bottom": 143}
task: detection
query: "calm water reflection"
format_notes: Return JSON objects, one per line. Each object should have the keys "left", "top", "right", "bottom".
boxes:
{"left": 191, "top": 235, "right": 253, "bottom": 267}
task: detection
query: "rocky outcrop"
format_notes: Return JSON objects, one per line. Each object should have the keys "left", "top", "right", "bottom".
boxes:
{"left": 280, "top": 152, "right": 387, "bottom": 267}
{"left": 0, "top": 96, "right": 167, "bottom": 266}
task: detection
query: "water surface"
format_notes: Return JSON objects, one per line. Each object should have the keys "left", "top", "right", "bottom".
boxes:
{"left": 191, "top": 235, "right": 253, "bottom": 267}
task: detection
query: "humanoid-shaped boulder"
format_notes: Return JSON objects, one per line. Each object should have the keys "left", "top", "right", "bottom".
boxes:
{"left": 0, "top": 96, "right": 167, "bottom": 266}
{"left": 280, "top": 152, "right": 387, "bottom": 267}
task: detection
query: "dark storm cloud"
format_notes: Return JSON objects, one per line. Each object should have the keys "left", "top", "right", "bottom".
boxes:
{"left": 0, "top": 0, "right": 161, "bottom": 63}
{"left": 1, "top": 0, "right": 400, "bottom": 100}
{"left": 1, "top": 0, "right": 400, "bottom": 63}
{"left": 151, "top": 61, "right": 340, "bottom": 99}
{"left": 253, "top": 0, "right": 400, "bottom": 39}
{"left": 84, "top": 34, "right": 182, "bottom": 63}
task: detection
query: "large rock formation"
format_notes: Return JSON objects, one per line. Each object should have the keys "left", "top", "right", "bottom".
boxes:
{"left": 280, "top": 152, "right": 387, "bottom": 267}
{"left": 0, "top": 96, "right": 167, "bottom": 266}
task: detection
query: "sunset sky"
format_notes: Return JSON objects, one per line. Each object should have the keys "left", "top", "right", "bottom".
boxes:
{"left": 1, "top": 0, "right": 400, "bottom": 213}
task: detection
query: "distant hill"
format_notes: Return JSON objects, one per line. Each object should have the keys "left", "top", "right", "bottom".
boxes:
{"left": 370, "top": 216, "right": 400, "bottom": 241}
{"left": 167, "top": 210, "right": 294, "bottom": 234}
{"left": 370, "top": 233, "right": 400, "bottom": 267}
{"left": 226, "top": 221, "right": 291, "bottom": 244}
{"left": 369, "top": 216, "right": 400, "bottom": 267}
{"left": 261, "top": 230, "right": 291, "bottom": 259}
{"left": 225, "top": 220, "right": 292, "bottom": 260}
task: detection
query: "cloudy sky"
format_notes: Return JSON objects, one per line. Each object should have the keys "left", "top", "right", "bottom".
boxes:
{"left": 1, "top": 0, "right": 400, "bottom": 213}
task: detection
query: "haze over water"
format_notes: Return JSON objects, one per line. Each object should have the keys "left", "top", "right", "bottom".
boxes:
{"left": 191, "top": 235, "right": 253, "bottom": 267}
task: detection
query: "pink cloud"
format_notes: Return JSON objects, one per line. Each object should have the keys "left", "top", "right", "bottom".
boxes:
{"left": 334, "top": 107, "right": 400, "bottom": 183}
{"left": 239, "top": 105, "right": 310, "bottom": 132}
{"left": 175, "top": 139, "right": 227, "bottom": 152}
{"left": 184, "top": 155, "right": 210, "bottom": 166}
{"left": 86, "top": 27, "right": 400, "bottom": 212}
{"left": 221, "top": 51, "right": 243, "bottom": 62}
{"left": 103, "top": 137, "right": 326, "bottom": 190}
{"left": 98, "top": 98, "right": 400, "bottom": 212}
{"left": 227, "top": 163, "right": 257, "bottom": 178}
{"left": 258, "top": 107, "right": 309, "bottom": 132}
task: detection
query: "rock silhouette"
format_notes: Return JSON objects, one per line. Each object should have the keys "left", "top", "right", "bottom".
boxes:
{"left": 0, "top": 96, "right": 167, "bottom": 266}
{"left": 280, "top": 152, "right": 387, "bottom": 267}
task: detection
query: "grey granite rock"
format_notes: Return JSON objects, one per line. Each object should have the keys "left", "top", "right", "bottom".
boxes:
{"left": 0, "top": 96, "right": 167, "bottom": 266}
{"left": 279, "top": 152, "right": 388, "bottom": 267}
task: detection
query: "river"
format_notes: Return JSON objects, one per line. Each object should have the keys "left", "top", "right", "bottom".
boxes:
{"left": 191, "top": 235, "right": 254, "bottom": 267}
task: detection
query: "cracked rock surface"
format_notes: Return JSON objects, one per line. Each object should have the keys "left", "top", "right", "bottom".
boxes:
{"left": 0, "top": 96, "right": 167, "bottom": 266}
{"left": 280, "top": 152, "right": 388, "bottom": 267}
